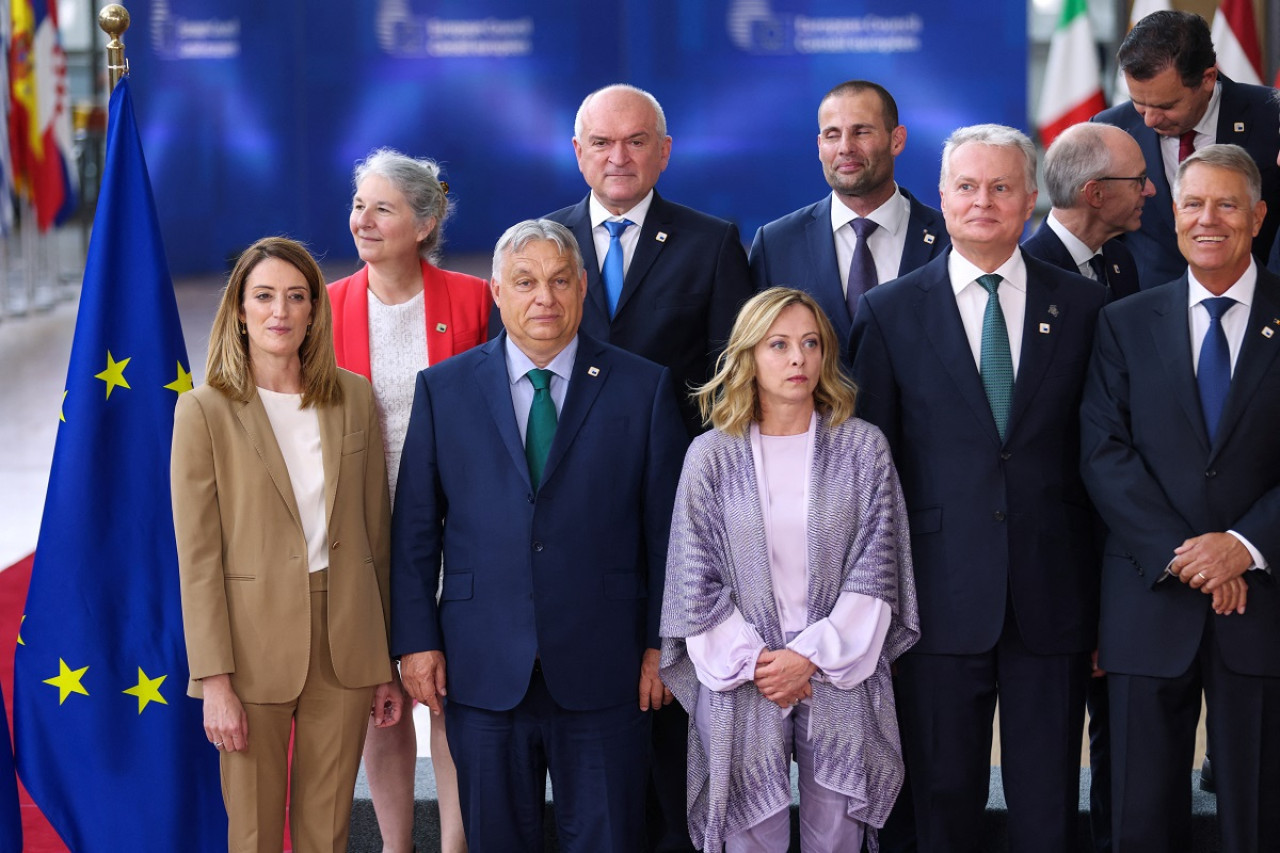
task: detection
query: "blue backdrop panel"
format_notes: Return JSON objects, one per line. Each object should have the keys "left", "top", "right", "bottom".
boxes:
{"left": 123, "top": 0, "right": 1025, "bottom": 277}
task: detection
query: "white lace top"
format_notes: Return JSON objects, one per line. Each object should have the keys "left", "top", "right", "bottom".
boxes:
{"left": 367, "top": 288, "right": 428, "bottom": 506}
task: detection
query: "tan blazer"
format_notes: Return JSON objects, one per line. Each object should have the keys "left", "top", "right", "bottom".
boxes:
{"left": 172, "top": 369, "right": 392, "bottom": 703}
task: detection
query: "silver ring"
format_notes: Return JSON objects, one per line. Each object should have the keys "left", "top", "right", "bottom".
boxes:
{"left": 214, "top": 741, "right": 224, "bottom": 747}
{"left": 1197, "top": 572, "right": 1207, "bottom": 581}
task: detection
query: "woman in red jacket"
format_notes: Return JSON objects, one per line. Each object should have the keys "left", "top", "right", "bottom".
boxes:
{"left": 329, "top": 147, "right": 491, "bottom": 853}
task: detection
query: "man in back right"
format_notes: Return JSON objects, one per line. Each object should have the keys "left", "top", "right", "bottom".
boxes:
{"left": 1094, "top": 9, "right": 1280, "bottom": 290}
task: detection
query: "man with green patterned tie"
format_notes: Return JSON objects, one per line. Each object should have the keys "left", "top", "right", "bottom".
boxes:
{"left": 392, "top": 219, "right": 688, "bottom": 852}
{"left": 849, "top": 125, "right": 1107, "bottom": 853}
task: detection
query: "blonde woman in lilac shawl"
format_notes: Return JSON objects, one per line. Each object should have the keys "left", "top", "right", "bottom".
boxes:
{"left": 660, "top": 287, "right": 919, "bottom": 852}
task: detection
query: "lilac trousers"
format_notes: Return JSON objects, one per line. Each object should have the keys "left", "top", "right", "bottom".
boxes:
{"left": 695, "top": 685, "right": 865, "bottom": 853}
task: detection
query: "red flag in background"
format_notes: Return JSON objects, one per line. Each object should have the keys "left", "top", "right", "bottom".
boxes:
{"left": 1211, "top": 0, "right": 1264, "bottom": 86}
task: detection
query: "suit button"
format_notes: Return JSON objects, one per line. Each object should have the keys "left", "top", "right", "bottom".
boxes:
{"left": 1205, "top": 469, "right": 1217, "bottom": 478}
{"left": 532, "top": 541, "right": 544, "bottom": 552}
{"left": 1000, "top": 452, "right": 1012, "bottom": 460}
{"left": 527, "top": 493, "right": 535, "bottom": 503}
{"left": 993, "top": 511, "right": 1006, "bottom": 522}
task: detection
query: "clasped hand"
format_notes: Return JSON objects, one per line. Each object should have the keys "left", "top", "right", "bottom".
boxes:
{"left": 1170, "top": 532, "right": 1251, "bottom": 615}
{"left": 754, "top": 648, "right": 817, "bottom": 709}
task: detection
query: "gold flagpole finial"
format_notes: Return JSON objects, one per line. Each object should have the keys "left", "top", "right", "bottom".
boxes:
{"left": 99, "top": 5, "right": 131, "bottom": 91}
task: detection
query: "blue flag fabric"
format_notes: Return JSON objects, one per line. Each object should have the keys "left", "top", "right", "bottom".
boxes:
{"left": 12, "top": 78, "right": 225, "bottom": 851}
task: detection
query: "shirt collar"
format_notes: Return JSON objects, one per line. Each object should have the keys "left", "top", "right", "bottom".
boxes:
{"left": 1187, "top": 257, "right": 1256, "bottom": 311}
{"left": 589, "top": 190, "right": 655, "bottom": 230}
{"left": 829, "top": 184, "right": 909, "bottom": 235}
{"left": 504, "top": 334, "right": 580, "bottom": 386}
{"left": 1194, "top": 82, "right": 1223, "bottom": 138}
{"left": 1046, "top": 211, "right": 1098, "bottom": 264}
{"left": 949, "top": 247, "right": 1027, "bottom": 297}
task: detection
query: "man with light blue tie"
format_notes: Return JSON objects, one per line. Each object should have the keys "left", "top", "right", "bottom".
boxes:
{"left": 749, "top": 80, "right": 948, "bottom": 356}
{"left": 1080, "top": 144, "right": 1280, "bottom": 853}
{"left": 392, "top": 219, "right": 687, "bottom": 852}
{"left": 540, "top": 83, "right": 752, "bottom": 441}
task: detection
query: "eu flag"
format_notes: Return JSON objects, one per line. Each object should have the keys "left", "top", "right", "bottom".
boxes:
{"left": 12, "top": 78, "right": 224, "bottom": 851}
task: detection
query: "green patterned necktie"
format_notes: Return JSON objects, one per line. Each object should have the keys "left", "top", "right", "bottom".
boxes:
{"left": 977, "top": 273, "right": 1013, "bottom": 440}
{"left": 525, "top": 368, "right": 557, "bottom": 487}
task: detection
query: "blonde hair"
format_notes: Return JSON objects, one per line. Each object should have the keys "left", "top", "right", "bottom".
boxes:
{"left": 205, "top": 236, "right": 342, "bottom": 408}
{"left": 696, "top": 287, "right": 856, "bottom": 436}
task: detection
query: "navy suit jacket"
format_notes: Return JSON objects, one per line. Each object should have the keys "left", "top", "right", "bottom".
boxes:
{"left": 748, "top": 186, "right": 949, "bottom": 348}
{"left": 1094, "top": 76, "right": 1280, "bottom": 290}
{"left": 849, "top": 249, "right": 1106, "bottom": 656}
{"left": 1022, "top": 219, "right": 1141, "bottom": 301}
{"left": 541, "top": 191, "right": 752, "bottom": 436}
{"left": 1080, "top": 270, "right": 1280, "bottom": 679}
{"left": 389, "top": 333, "right": 688, "bottom": 711}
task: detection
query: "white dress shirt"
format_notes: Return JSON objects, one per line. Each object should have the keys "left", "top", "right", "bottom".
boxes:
{"left": 588, "top": 190, "right": 655, "bottom": 278}
{"left": 1046, "top": 212, "right": 1101, "bottom": 278}
{"left": 948, "top": 249, "right": 1028, "bottom": 376}
{"left": 504, "top": 335, "right": 579, "bottom": 446}
{"left": 1183, "top": 260, "right": 1267, "bottom": 571}
{"left": 1159, "top": 82, "right": 1222, "bottom": 191}
{"left": 830, "top": 186, "right": 911, "bottom": 294}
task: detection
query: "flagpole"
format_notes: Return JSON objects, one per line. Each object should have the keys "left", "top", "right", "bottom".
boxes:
{"left": 99, "top": 4, "right": 130, "bottom": 93}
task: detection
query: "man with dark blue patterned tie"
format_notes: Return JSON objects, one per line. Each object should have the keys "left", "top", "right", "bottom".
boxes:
{"left": 1080, "top": 144, "right": 1280, "bottom": 853}
{"left": 539, "top": 83, "right": 752, "bottom": 442}
{"left": 749, "top": 80, "right": 948, "bottom": 358}
{"left": 849, "top": 124, "right": 1106, "bottom": 853}
{"left": 392, "top": 219, "right": 687, "bottom": 852}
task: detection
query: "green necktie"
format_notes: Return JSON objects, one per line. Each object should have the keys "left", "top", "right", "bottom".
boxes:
{"left": 524, "top": 368, "right": 557, "bottom": 487}
{"left": 977, "top": 273, "right": 1013, "bottom": 440}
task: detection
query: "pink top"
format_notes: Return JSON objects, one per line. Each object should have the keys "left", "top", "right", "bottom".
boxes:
{"left": 687, "top": 415, "right": 890, "bottom": 698}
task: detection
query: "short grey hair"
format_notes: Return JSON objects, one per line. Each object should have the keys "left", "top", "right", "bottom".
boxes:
{"left": 1174, "top": 143, "right": 1262, "bottom": 205}
{"left": 573, "top": 84, "right": 668, "bottom": 140}
{"left": 1043, "top": 124, "right": 1118, "bottom": 208}
{"left": 491, "top": 219, "right": 585, "bottom": 282}
{"left": 939, "top": 124, "right": 1037, "bottom": 193}
{"left": 353, "top": 147, "right": 452, "bottom": 263}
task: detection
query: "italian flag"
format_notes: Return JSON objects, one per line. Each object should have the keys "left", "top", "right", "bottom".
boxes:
{"left": 1211, "top": 0, "right": 1263, "bottom": 86}
{"left": 1036, "top": 0, "right": 1108, "bottom": 147}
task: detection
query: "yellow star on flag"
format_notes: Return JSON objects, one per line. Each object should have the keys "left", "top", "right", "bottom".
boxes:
{"left": 164, "top": 362, "right": 193, "bottom": 395}
{"left": 123, "top": 668, "right": 169, "bottom": 714}
{"left": 94, "top": 351, "right": 132, "bottom": 399}
{"left": 44, "top": 658, "right": 90, "bottom": 705}
{"left": 59, "top": 390, "right": 67, "bottom": 423}
{"left": 16, "top": 614, "right": 24, "bottom": 646}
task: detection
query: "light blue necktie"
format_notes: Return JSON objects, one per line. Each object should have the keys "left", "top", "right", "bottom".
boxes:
{"left": 978, "top": 274, "right": 1014, "bottom": 440}
{"left": 602, "top": 219, "right": 632, "bottom": 317}
{"left": 1197, "top": 296, "right": 1235, "bottom": 443}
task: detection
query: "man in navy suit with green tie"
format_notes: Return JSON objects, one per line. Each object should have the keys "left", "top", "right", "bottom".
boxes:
{"left": 393, "top": 220, "right": 687, "bottom": 852}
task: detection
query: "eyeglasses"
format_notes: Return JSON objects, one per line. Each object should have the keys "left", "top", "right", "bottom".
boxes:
{"left": 1095, "top": 175, "right": 1149, "bottom": 190}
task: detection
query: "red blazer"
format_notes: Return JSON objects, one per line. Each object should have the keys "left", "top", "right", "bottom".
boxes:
{"left": 328, "top": 259, "right": 492, "bottom": 378}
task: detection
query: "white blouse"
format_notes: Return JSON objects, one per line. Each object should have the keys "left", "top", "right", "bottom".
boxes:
{"left": 257, "top": 387, "right": 327, "bottom": 573}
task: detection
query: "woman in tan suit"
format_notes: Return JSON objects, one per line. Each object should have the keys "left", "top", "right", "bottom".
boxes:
{"left": 173, "top": 236, "right": 402, "bottom": 853}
